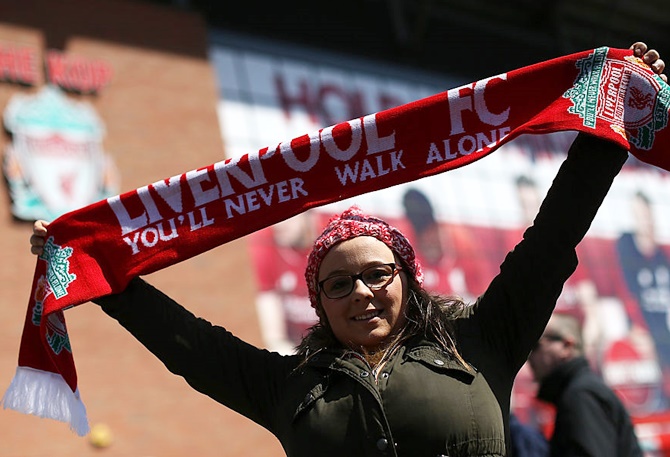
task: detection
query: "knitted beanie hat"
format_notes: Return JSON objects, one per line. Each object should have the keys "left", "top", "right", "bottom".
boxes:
{"left": 305, "top": 206, "right": 423, "bottom": 308}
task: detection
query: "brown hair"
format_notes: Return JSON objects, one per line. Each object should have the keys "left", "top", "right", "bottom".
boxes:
{"left": 296, "top": 266, "right": 470, "bottom": 369}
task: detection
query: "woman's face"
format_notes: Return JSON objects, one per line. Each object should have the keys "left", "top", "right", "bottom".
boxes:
{"left": 317, "top": 236, "right": 408, "bottom": 352}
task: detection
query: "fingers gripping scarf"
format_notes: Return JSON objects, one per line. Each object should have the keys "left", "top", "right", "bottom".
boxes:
{"left": 3, "top": 47, "right": 670, "bottom": 435}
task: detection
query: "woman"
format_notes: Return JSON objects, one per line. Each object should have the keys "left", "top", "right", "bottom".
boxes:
{"left": 31, "top": 43, "right": 665, "bottom": 457}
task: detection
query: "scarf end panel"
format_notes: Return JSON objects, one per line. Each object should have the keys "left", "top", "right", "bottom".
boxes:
{"left": 1, "top": 366, "right": 90, "bottom": 436}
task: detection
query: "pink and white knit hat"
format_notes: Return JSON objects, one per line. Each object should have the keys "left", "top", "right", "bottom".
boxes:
{"left": 305, "top": 206, "right": 423, "bottom": 308}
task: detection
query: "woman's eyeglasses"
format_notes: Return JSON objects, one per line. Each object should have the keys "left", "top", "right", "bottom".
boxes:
{"left": 318, "top": 263, "right": 400, "bottom": 299}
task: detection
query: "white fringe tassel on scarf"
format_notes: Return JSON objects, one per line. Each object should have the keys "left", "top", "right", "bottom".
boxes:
{"left": 1, "top": 366, "right": 89, "bottom": 436}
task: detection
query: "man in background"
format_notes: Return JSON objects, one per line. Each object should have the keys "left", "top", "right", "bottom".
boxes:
{"left": 528, "top": 313, "right": 643, "bottom": 456}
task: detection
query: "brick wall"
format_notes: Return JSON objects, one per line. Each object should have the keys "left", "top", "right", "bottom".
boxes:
{"left": 0, "top": 1, "right": 284, "bottom": 455}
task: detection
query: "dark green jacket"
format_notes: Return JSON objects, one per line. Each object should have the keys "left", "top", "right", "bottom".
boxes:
{"left": 97, "top": 134, "right": 627, "bottom": 456}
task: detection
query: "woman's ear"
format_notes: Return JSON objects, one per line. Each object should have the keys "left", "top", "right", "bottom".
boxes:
{"left": 314, "top": 299, "right": 327, "bottom": 323}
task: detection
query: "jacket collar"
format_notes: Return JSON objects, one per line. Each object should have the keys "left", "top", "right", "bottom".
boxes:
{"left": 537, "top": 356, "right": 590, "bottom": 404}
{"left": 302, "top": 337, "right": 474, "bottom": 376}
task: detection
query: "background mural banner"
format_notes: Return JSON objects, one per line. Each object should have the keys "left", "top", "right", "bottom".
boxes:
{"left": 3, "top": 46, "right": 670, "bottom": 435}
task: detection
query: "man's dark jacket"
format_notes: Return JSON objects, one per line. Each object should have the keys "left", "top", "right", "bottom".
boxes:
{"left": 537, "top": 357, "right": 643, "bottom": 457}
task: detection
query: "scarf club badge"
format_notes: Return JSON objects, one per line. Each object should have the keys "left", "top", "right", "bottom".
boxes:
{"left": 564, "top": 47, "right": 670, "bottom": 150}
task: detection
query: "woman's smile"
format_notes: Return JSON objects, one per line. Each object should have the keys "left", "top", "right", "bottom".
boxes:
{"left": 352, "top": 309, "right": 383, "bottom": 321}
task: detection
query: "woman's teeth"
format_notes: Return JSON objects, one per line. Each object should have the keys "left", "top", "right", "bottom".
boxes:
{"left": 354, "top": 310, "right": 381, "bottom": 321}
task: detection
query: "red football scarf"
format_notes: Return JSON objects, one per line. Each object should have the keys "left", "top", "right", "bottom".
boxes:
{"left": 3, "top": 47, "right": 670, "bottom": 435}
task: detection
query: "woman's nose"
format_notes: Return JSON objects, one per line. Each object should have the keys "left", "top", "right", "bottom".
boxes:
{"left": 351, "top": 278, "right": 374, "bottom": 298}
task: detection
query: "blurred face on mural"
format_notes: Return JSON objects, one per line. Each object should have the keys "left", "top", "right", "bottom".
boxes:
{"left": 272, "top": 212, "right": 314, "bottom": 249}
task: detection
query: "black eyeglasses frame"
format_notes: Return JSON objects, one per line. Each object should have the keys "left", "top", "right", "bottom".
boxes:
{"left": 317, "top": 263, "right": 400, "bottom": 300}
